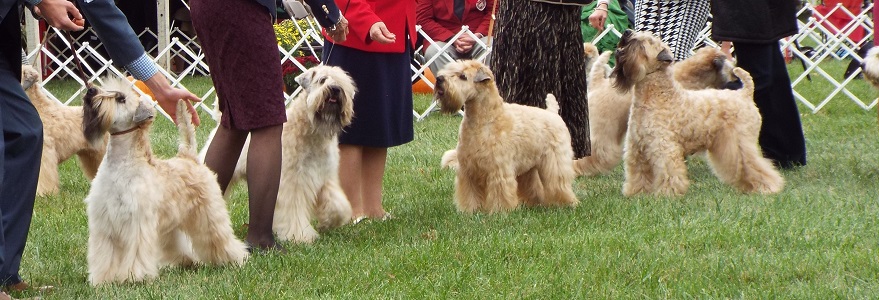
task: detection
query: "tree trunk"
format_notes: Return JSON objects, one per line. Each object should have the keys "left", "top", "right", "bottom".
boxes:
{"left": 490, "top": 1, "right": 591, "bottom": 158}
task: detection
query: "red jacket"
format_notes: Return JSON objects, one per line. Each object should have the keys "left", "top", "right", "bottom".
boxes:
{"left": 416, "top": 0, "right": 494, "bottom": 43}
{"left": 325, "top": 0, "right": 417, "bottom": 53}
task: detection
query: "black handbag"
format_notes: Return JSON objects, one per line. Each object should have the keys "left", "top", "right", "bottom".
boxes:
{"left": 529, "top": 0, "right": 595, "bottom": 5}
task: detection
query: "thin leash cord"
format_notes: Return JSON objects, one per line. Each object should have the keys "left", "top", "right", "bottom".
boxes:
{"left": 63, "top": 29, "right": 92, "bottom": 88}
{"left": 29, "top": 24, "right": 91, "bottom": 89}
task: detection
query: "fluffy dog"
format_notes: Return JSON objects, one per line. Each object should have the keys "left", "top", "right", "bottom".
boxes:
{"left": 862, "top": 47, "right": 879, "bottom": 127}
{"left": 612, "top": 30, "right": 784, "bottom": 196}
{"left": 82, "top": 78, "right": 248, "bottom": 285}
{"left": 435, "top": 60, "right": 578, "bottom": 213}
{"left": 574, "top": 46, "right": 738, "bottom": 176}
{"left": 21, "top": 65, "right": 107, "bottom": 196}
{"left": 220, "top": 65, "right": 355, "bottom": 243}
{"left": 862, "top": 46, "right": 879, "bottom": 87}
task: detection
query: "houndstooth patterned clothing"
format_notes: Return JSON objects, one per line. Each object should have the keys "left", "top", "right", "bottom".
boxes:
{"left": 635, "top": 0, "right": 710, "bottom": 61}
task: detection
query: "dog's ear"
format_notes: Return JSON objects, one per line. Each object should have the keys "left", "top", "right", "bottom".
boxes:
{"left": 712, "top": 56, "right": 726, "bottom": 70}
{"left": 295, "top": 69, "right": 313, "bottom": 91}
{"left": 657, "top": 49, "right": 674, "bottom": 63}
{"left": 473, "top": 66, "right": 492, "bottom": 83}
{"left": 82, "top": 87, "right": 107, "bottom": 146}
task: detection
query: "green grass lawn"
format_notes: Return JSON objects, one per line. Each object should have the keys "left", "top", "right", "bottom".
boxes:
{"left": 18, "top": 60, "right": 879, "bottom": 299}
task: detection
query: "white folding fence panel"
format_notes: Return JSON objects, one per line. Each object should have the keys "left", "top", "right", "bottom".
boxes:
{"left": 23, "top": 2, "right": 876, "bottom": 122}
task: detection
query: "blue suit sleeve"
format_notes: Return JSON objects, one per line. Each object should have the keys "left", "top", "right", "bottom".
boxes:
{"left": 303, "top": 0, "right": 341, "bottom": 28}
{"left": 76, "top": 0, "right": 158, "bottom": 80}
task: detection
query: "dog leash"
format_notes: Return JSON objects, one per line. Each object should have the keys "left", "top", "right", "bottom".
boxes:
{"left": 321, "top": 0, "right": 351, "bottom": 65}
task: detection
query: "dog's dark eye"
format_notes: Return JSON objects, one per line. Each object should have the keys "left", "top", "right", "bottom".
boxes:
{"left": 115, "top": 94, "right": 126, "bottom": 104}
{"left": 458, "top": 74, "right": 467, "bottom": 80}
{"left": 319, "top": 77, "right": 326, "bottom": 84}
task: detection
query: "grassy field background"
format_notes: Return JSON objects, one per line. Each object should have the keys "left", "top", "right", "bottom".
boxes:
{"left": 15, "top": 59, "right": 879, "bottom": 299}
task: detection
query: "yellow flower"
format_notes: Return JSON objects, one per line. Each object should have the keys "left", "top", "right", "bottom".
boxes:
{"left": 273, "top": 19, "right": 315, "bottom": 51}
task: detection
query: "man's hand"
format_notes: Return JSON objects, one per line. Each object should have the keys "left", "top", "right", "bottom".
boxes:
{"left": 142, "top": 73, "right": 202, "bottom": 126}
{"left": 327, "top": 15, "right": 349, "bottom": 43}
{"left": 369, "top": 22, "right": 396, "bottom": 44}
{"left": 35, "top": 0, "right": 84, "bottom": 31}
{"left": 454, "top": 34, "right": 477, "bottom": 54}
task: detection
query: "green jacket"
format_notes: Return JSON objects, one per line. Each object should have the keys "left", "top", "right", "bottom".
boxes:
{"left": 580, "top": 0, "right": 630, "bottom": 64}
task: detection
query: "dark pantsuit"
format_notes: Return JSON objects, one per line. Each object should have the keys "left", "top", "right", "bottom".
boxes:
{"left": 0, "top": 6, "right": 43, "bottom": 286}
{"left": 732, "top": 42, "right": 807, "bottom": 169}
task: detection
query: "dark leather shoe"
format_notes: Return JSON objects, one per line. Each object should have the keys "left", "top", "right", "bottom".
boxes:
{"left": 4, "top": 282, "right": 53, "bottom": 294}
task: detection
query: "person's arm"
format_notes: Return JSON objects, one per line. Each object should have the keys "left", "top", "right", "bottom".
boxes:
{"left": 29, "top": 0, "right": 83, "bottom": 31}
{"left": 76, "top": 0, "right": 200, "bottom": 125}
{"left": 416, "top": 0, "right": 456, "bottom": 42}
{"left": 474, "top": 0, "right": 494, "bottom": 36}
{"left": 588, "top": 0, "right": 609, "bottom": 30}
{"left": 335, "top": 0, "right": 383, "bottom": 44}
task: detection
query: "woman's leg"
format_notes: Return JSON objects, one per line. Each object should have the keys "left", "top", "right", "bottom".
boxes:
{"left": 339, "top": 144, "right": 364, "bottom": 217}
{"left": 360, "top": 147, "right": 388, "bottom": 218}
{"left": 243, "top": 124, "right": 283, "bottom": 248}
{"left": 340, "top": 145, "right": 388, "bottom": 219}
{"left": 203, "top": 126, "right": 248, "bottom": 194}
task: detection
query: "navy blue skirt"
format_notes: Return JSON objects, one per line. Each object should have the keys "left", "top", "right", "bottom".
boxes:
{"left": 322, "top": 42, "right": 414, "bottom": 148}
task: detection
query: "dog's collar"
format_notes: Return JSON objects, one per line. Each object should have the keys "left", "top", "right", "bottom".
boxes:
{"left": 110, "top": 125, "right": 141, "bottom": 136}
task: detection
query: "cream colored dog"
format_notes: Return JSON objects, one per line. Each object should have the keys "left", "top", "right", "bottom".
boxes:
{"left": 435, "top": 60, "right": 578, "bottom": 213}
{"left": 82, "top": 79, "right": 248, "bottom": 285}
{"left": 20, "top": 65, "right": 107, "bottom": 196}
{"left": 574, "top": 47, "right": 738, "bottom": 176}
{"left": 219, "top": 65, "right": 355, "bottom": 243}
{"left": 613, "top": 30, "right": 783, "bottom": 196}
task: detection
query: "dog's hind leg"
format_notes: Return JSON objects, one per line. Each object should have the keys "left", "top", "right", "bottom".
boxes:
{"left": 184, "top": 197, "right": 248, "bottom": 265}
{"left": 573, "top": 136, "right": 624, "bottom": 176}
{"left": 159, "top": 229, "right": 196, "bottom": 267}
{"left": 77, "top": 148, "right": 104, "bottom": 180}
{"left": 273, "top": 178, "right": 319, "bottom": 243}
{"left": 315, "top": 180, "right": 352, "bottom": 231}
{"left": 37, "top": 149, "right": 59, "bottom": 196}
{"left": 516, "top": 168, "right": 544, "bottom": 206}
{"left": 707, "top": 130, "right": 784, "bottom": 194}
{"left": 537, "top": 158, "right": 579, "bottom": 207}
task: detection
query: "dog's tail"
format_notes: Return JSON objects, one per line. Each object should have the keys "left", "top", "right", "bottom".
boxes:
{"left": 589, "top": 51, "right": 613, "bottom": 87}
{"left": 175, "top": 100, "right": 198, "bottom": 160}
{"left": 440, "top": 149, "right": 459, "bottom": 170}
{"left": 733, "top": 67, "right": 755, "bottom": 98}
{"left": 545, "top": 93, "right": 559, "bottom": 115}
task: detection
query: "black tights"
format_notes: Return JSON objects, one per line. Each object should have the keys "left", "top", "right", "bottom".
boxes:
{"left": 204, "top": 124, "right": 283, "bottom": 248}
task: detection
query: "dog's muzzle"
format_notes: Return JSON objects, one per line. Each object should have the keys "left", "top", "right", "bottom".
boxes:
{"left": 434, "top": 76, "right": 447, "bottom": 99}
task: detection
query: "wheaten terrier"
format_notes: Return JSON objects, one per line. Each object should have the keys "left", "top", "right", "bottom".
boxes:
{"left": 20, "top": 65, "right": 107, "bottom": 196}
{"left": 435, "top": 60, "right": 578, "bottom": 213}
{"left": 613, "top": 30, "right": 784, "bottom": 196}
{"left": 574, "top": 46, "right": 738, "bottom": 176}
{"left": 218, "top": 65, "right": 355, "bottom": 243}
{"left": 82, "top": 79, "right": 248, "bottom": 285}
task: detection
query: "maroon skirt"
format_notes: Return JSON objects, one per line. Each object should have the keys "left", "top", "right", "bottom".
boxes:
{"left": 190, "top": 0, "right": 286, "bottom": 130}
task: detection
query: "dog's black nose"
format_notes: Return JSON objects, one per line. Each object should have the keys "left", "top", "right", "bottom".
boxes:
{"left": 330, "top": 86, "right": 341, "bottom": 95}
{"left": 436, "top": 76, "right": 445, "bottom": 85}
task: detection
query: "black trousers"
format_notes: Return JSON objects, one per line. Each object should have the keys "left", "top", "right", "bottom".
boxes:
{"left": 732, "top": 41, "right": 807, "bottom": 168}
{"left": 0, "top": 7, "right": 43, "bottom": 286}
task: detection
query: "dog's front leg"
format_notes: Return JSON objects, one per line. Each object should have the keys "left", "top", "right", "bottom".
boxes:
{"left": 651, "top": 145, "right": 689, "bottom": 196}
{"left": 622, "top": 143, "right": 654, "bottom": 197}
{"left": 315, "top": 180, "right": 352, "bottom": 230}
{"left": 483, "top": 171, "right": 519, "bottom": 213}
{"left": 453, "top": 174, "right": 483, "bottom": 213}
